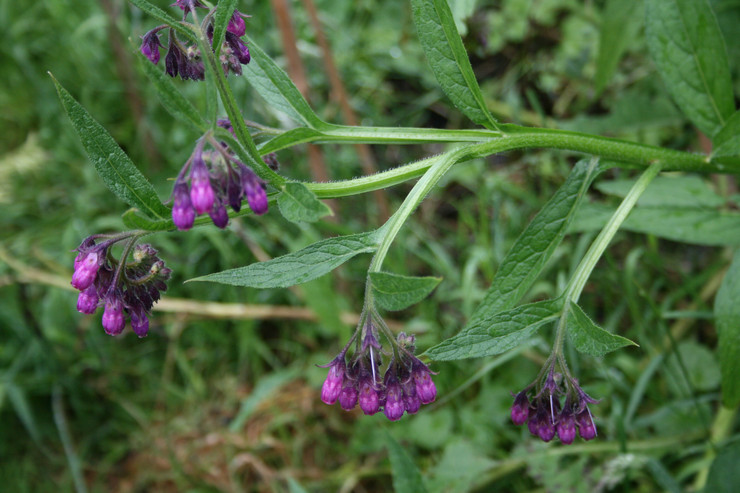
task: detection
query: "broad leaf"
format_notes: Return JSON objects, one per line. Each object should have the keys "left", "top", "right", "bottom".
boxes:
{"left": 645, "top": 0, "right": 734, "bottom": 137}
{"left": 596, "top": 175, "right": 723, "bottom": 208}
{"left": 138, "top": 51, "right": 209, "bottom": 132}
{"left": 713, "top": 110, "right": 740, "bottom": 158}
{"left": 427, "top": 299, "right": 562, "bottom": 360}
{"left": 190, "top": 231, "right": 379, "bottom": 288}
{"left": 427, "top": 159, "right": 600, "bottom": 360}
{"left": 706, "top": 442, "right": 740, "bottom": 493}
{"left": 386, "top": 433, "right": 428, "bottom": 493}
{"left": 370, "top": 272, "right": 442, "bottom": 311}
{"left": 52, "top": 76, "right": 169, "bottom": 220}
{"left": 243, "top": 35, "right": 325, "bottom": 129}
{"left": 211, "top": 0, "right": 238, "bottom": 56}
{"left": 714, "top": 250, "right": 740, "bottom": 407}
{"left": 277, "top": 182, "right": 332, "bottom": 223}
{"left": 595, "top": 0, "right": 642, "bottom": 95}
{"left": 411, "top": 0, "right": 498, "bottom": 129}
{"left": 129, "top": 0, "right": 195, "bottom": 41}
{"left": 567, "top": 301, "right": 637, "bottom": 357}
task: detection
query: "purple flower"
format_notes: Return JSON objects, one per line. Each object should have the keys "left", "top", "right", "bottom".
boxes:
{"left": 240, "top": 164, "right": 268, "bottom": 215}
{"left": 77, "top": 285, "right": 99, "bottom": 314}
{"left": 227, "top": 173, "right": 243, "bottom": 212}
{"left": 130, "top": 309, "right": 150, "bottom": 338}
{"left": 102, "top": 295, "right": 125, "bottom": 336}
{"left": 576, "top": 408, "right": 597, "bottom": 440}
{"left": 172, "top": 0, "right": 206, "bottom": 11}
{"left": 383, "top": 372, "right": 405, "bottom": 421}
{"left": 227, "top": 11, "right": 247, "bottom": 37}
{"left": 339, "top": 381, "right": 358, "bottom": 411}
{"left": 190, "top": 152, "right": 215, "bottom": 214}
{"left": 225, "top": 32, "right": 250, "bottom": 65}
{"left": 209, "top": 198, "right": 229, "bottom": 229}
{"left": 172, "top": 181, "right": 195, "bottom": 230}
{"left": 140, "top": 29, "right": 163, "bottom": 64}
{"left": 412, "top": 360, "right": 437, "bottom": 404}
{"left": 71, "top": 251, "right": 101, "bottom": 291}
{"left": 557, "top": 408, "right": 577, "bottom": 445}
{"left": 401, "top": 378, "right": 420, "bottom": 414}
{"left": 321, "top": 357, "right": 346, "bottom": 405}
{"left": 510, "top": 391, "right": 530, "bottom": 426}
{"left": 358, "top": 372, "right": 380, "bottom": 415}
{"left": 165, "top": 42, "right": 184, "bottom": 78}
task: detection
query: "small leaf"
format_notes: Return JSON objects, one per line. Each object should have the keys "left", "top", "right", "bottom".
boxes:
{"left": 137, "top": 51, "right": 209, "bottom": 132}
{"left": 243, "top": 35, "right": 325, "bottom": 128}
{"left": 713, "top": 110, "right": 740, "bottom": 158}
{"left": 714, "top": 249, "right": 740, "bottom": 407}
{"left": 386, "top": 433, "right": 428, "bottom": 493}
{"left": 190, "top": 231, "right": 379, "bottom": 288}
{"left": 594, "top": 0, "right": 642, "bottom": 95}
{"left": 567, "top": 301, "right": 637, "bottom": 357}
{"left": 277, "top": 182, "right": 332, "bottom": 223}
{"left": 129, "top": 0, "right": 195, "bottom": 41}
{"left": 645, "top": 0, "right": 734, "bottom": 137}
{"left": 370, "top": 272, "right": 442, "bottom": 311}
{"left": 52, "top": 76, "right": 169, "bottom": 220}
{"left": 411, "top": 0, "right": 498, "bottom": 129}
{"left": 122, "top": 209, "right": 172, "bottom": 231}
{"left": 705, "top": 442, "right": 740, "bottom": 493}
{"left": 427, "top": 159, "right": 601, "bottom": 360}
{"left": 596, "top": 175, "right": 724, "bottom": 208}
{"left": 211, "top": 0, "right": 238, "bottom": 56}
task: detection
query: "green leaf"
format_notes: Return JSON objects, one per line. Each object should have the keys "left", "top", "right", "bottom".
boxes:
{"left": 386, "top": 433, "right": 428, "bottom": 493}
{"left": 596, "top": 175, "right": 724, "bottom": 208}
{"left": 258, "top": 128, "right": 325, "bottom": 154}
{"left": 411, "top": 0, "right": 498, "bottom": 130}
{"left": 277, "top": 182, "right": 332, "bottom": 223}
{"left": 137, "top": 51, "right": 209, "bottom": 132}
{"left": 594, "top": 0, "right": 642, "bottom": 95}
{"left": 570, "top": 204, "right": 740, "bottom": 246}
{"left": 706, "top": 442, "right": 740, "bottom": 493}
{"left": 567, "top": 301, "right": 637, "bottom": 357}
{"left": 714, "top": 249, "right": 740, "bottom": 407}
{"left": 243, "top": 35, "right": 325, "bottom": 128}
{"left": 212, "top": 0, "right": 238, "bottom": 56}
{"left": 190, "top": 231, "right": 379, "bottom": 288}
{"left": 52, "top": 76, "right": 169, "bottom": 220}
{"left": 428, "top": 299, "right": 562, "bottom": 360}
{"left": 645, "top": 0, "right": 735, "bottom": 137}
{"left": 129, "top": 0, "right": 195, "bottom": 41}
{"left": 370, "top": 272, "right": 442, "bottom": 311}
{"left": 121, "top": 209, "right": 172, "bottom": 231}
{"left": 713, "top": 110, "right": 740, "bottom": 158}
{"left": 427, "top": 159, "right": 600, "bottom": 360}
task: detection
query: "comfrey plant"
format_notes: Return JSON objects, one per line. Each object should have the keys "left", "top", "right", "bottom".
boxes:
{"left": 55, "top": 0, "right": 740, "bottom": 440}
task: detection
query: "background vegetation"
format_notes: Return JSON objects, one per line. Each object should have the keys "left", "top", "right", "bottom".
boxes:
{"left": 1, "top": 0, "right": 739, "bottom": 491}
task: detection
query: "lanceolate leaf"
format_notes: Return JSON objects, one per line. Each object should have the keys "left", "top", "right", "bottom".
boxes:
{"left": 211, "top": 0, "right": 238, "bottom": 56}
{"left": 411, "top": 0, "right": 498, "bottom": 130}
{"left": 129, "top": 0, "right": 195, "bottom": 41}
{"left": 386, "top": 433, "right": 428, "bottom": 493}
{"left": 713, "top": 110, "right": 740, "bottom": 159}
{"left": 645, "top": 0, "right": 734, "bottom": 137}
{"left": 243, "top": 35, "right": 325, "bottom": 129}
{"left": 713, "top": 250, "right": 740, "bottom": 407}
{"left": 277, "top": 182, "right": 332, "bottom": 223}
{"left": 567, "top": 301, "right": 637, "bottom": 357}
{"left": 370, "top": 272, "right": 442, "bottom": 311}
{"left": 595, "top": 0, "right": 642, "bottom": 95}
{"left": 190, "top": 231, "right": 380, "bottom": 288}
{"left": 426, "top": 159, "right": 601, "bottom": 361}
{"left": 52, "top": 76, "right": 169, "bottom": 220}
{"left": 137, "top": 51, "right": 209, "bottom": 132}
{"left": 121, "top": 209, "right": 172, "bottom": 231}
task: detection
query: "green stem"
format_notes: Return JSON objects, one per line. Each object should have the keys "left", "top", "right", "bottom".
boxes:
{"left": 552, "top": 161, "right": 663, "bottom": 357}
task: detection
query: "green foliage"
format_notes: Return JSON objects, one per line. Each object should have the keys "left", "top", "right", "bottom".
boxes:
{"left": 714, "top": 250, "right": 740, "bottom": 407}
{"left": 387, "top": 433, "right": 428, "bottom": 493}
{"left": 277, "top": 182, "right": 333, "bottom": 223}
{"left": 370, "top": 272, "right": 442, "bottom": 311}
{"left": 566, "top": 301, "right": 637, "bottom": 357}
{"left": 706, "top": 442, "right": 740, "bottom": 493}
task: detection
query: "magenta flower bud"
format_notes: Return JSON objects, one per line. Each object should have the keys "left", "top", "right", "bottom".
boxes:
{"left": 130, "top": 311, "right": 149, "bottom": 338}
{"left": 241, "top": 165, "right": 268, "bottom": 215}
{"left": 511, "top": 391, "right": 530, "bottom": 426}
{"left": 557, "top": 411, "right": 576, "bottom": 445}
{"left": 190, "top": 156, "right": 215, "bottom": 214}
{"left": 401, "top": 379, "right": 420, "bottom": 414}
{"left": 102, "top": 296, "right": 125, "bottom": 336}
{"left": 173, "top": 0, "right": 206, "bottom": 11}
{"left": 165, "top": 43, "right": 183, "bottom": 78}
{"left": 227, "top": 11, "right": 247, "bottom": 37}
{"left": 76, "top": 285, "right": 99, "bottom": 314}
{"left": 227, "top": 174, "right": 242, "bottom": 212}
{"left": 225, "top": 32, "right": 250, "bottom": 64}
{"left": 140, "top": 30, "right": 163, "bottom": 64}
{"left": 339, "top": 382, "right": 358, "bottom": 411}
{"left": 383, "top": 378, "right": 405, "bottom": 421}
{"left": 538, "top": 419, "right": 556, "bottom": 442}
{"left": 209, "top": 198, "right": 229, "bottom": 229}
{"left": 172, "top": 181, "right": 195, "bottom": 230}
{"left": 358, "top": 374, "right": 380, "bottom": 415}
{"left": 576, "top": 409, "right": 597, "bottom": 440}
{"left": 321, "top": 359, "right": 346, "bottom": 405}
{"left": 71, "top": 251, "right": 101, "bottom": 290}
{"left": 412, "top": 363, "right": 437, "bottom": 404}
{"left": 527, "top": 414, "right": 539, "bottom": 436}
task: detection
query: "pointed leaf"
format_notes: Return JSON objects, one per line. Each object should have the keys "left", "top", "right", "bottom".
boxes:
{"left": 596, "top": 175, "right": 724, "bottom": 208}
{"left": 52, "top": 76, "right": 169, "bottom": 220}
{"left": 129, "top": 0, "right": 195, "bottom": 41}
{"left": 122, "top": 209, "right": 172, "bottom": 231}
{"left": 190, "top": 231, "right": 379, "bottom": 288}
{"left": 386, "top": 433, "right": 428, "bottom": 493}
{"left": 411, "top": 0, "right": 498, "bottom": 129}
{"left": 427, "top": 159, "right": 601, "bottom": 360}
{"left": 714, "top": 249, "right": 740, "bottom": 407}
{"left": 277, "top": 182, "right": 332, "bottom": 223}
{"left": 567, "top": 301, "right": 637, "bottom": 357}
{"left": 243, "top": 35, "right": 325, "bottom": 128}
{"left": 370, "top": 272, "right": 442, "bottom": 311}
{"left": 595, "top": 0, "right": 642, "bottom": 95}
{"left": 645, "top": 0, "right": 734, "bottom": 137}
{"left": 705, "top": 442, "right": 740, "bottom": 493}
{"left": 212, "top": 0, "right": 238, "bottom": 56}
{"left": 713, "top": 110, "right": 740, "bottom": 158}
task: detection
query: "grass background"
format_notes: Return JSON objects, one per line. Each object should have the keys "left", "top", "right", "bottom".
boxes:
{"left": 1, "top": 0, "right": 739, "bottom": 491}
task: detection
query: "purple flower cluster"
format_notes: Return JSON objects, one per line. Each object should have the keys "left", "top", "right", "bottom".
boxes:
{"left": 511, "top": 371, "right": 598, "bottom": 444}
{"left": 72, "top": 237, "right": 171, "bottom": 337}
{"left": 140, "top": 4, "right": 251, "bottom": 80}
{"left": 321, "top": 320, "right": 437, "bottom": 421}
{"left": 170, "top": 133, "right": 269, "bottom": 231}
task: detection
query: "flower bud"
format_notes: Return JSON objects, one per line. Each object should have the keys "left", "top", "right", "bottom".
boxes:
{"left": 510, "top": 391, "right": 530, "bottom": 426}
{"left": 576, "top": 409, "right": 597, "bottom": 440}
{"left": 383, "top": 375, "right": 405, "bottom": 421}
{"left": 71, "top": 251, "right": 101, "bottom": 291}
{"left": 190, "top": 155, "right": 215, "bottom": 214}
{"left": 102, "top": 296, "right": 125, "bottom": 336}
{"left": 412, "top": 362, "right": 437, "bottom": 404}
{"left": 172, "top": 181, "right": 195, "bottom": 230}
{"left": 321, "top": 359, "right": 345, "bottom": 405}
{"left": 76, "top": 285, "right": 99, "bottom": 314}
{"left": 339, "top": 382, "right": 358, "bottom": 411}
{"left": 358, "top": 373, "right": 380, "bottom": 415}
{"left": 140, "top": 30, "right": 163, "bottom": 64}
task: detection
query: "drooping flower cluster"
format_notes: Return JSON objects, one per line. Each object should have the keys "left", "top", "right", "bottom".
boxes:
{"left": 140, "top": 2, "right": 251, "bottom": 80}
{"left": 170, "top": 130, "right": 269, "bottom": 231}
{"left": 72, "top": 236, "right": 171, "bottom": 337}
{"left": 320, "top": 314, "right": 437, "bottom": 421}
{"left": 511, "top": 367, "right": 598, "bottom": 444}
